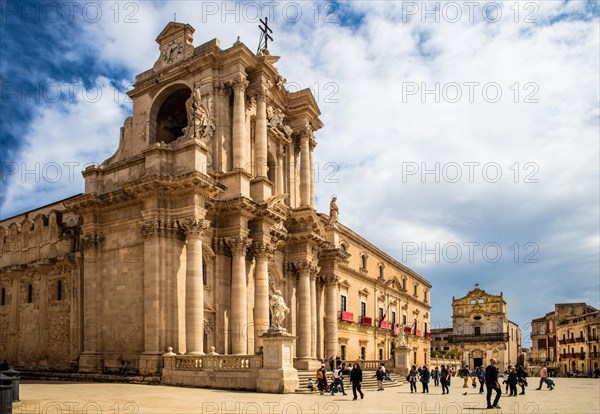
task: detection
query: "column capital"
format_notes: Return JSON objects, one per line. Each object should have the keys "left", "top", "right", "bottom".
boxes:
{"left": 80, "top": 232, "right": 104, "bottom": 250}
{"left": 252, "top": 241, "right": 276, "bottom": 260}
{"left": 309, "top": 136, "right": 317, "bottom": 151}
{"left": 254, "top": 83, "right": 271, "bottom": 101}
{"left": 226, "top": 236, "right": 252, "bottom": 256}
{"left": 323, "top": 274, "right": 340, "bottom": 287}
{"left": 232, "top": 75, "right": 249, "bottom": 93}
{"left": 291, "top": 259, "right": 319, "bottom": 275}
{"left": 180, "top": 218, "right": 210, "bottom": 239}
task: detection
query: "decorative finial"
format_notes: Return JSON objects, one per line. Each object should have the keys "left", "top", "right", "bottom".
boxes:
{"left": 474, "top": 282, "right": 480, "bottom": 289}
{"left": 235, "top": 36, "right": 241, "bottom": 45}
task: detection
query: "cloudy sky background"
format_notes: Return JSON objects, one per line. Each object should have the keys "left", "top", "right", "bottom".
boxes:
{"left": 1, "top": 1, "right": 598, "bottom": 345}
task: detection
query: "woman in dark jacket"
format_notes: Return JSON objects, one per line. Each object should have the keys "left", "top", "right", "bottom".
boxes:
{"left": 507, "top": 366, "right": 518, "bottom": 396}
{"left": 440, "top": 365, "right": 450, "bottom": 395}
{"left": 516, "top": 365, "right": 528, "bottom": 395}
{"left": 420, "top": 365, "right": 431, "bottom": 393}
{"left": 350, "top": 362, "right": 364, "bottom": 400}
{"left": 408, "top": 365, "right": 419, "bottom": 393}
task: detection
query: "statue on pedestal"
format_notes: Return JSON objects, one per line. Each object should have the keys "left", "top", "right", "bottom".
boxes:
{"left": 269, "top": 289, "right": 289, "bottom": 330}
{"left": 328, "top": 196, "right": 339, "bottom": 225}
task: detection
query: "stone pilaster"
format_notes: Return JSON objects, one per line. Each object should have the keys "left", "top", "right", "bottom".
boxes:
{"left": 324, "top": 275, "right": 339, "bottom": 362}
{"left": 181, "top": 218, "right": 210, "bottom": 355}
{"left": 232, "top": 76, "right": 249, "bottom": 170}
{"left": 252, "top": 242, "right": 275, "bottom": 353}
{"left": 78, "top": 231, "right": 104, "bottom": 372}
{"left": 316, "top": 277, "right": 324, "bottom": 360}
{"left": 294, "top": 260, "right": 320, "bottom": 369}
{"left": 226, "top": 236, "right": 252, "bottom": 354}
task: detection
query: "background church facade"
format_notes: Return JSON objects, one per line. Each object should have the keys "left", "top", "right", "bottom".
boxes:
{"left": 0, "top": 22, "right": 431, "bottom": 375}
{"left": 431, "top": 287, "right": 522, "bottom": 370}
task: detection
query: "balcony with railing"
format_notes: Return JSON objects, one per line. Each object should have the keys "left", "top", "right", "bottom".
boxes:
{"left": 404, "top": 326, "right": 413, "bottom": 334}
{"left": 576, "top": 337, "right": 585, "bottom": 343}
{"left": 380, "top": 321, "right": 390, "bottom": 329}
{"left": 361, "top": 316, "right": 373, "bottom": 326}
{"left": 340, "top": 311, "right": 354, "bottom": 322}
{"left": 425, "top": 332, "right": 432, "bottom": 339}
{"left": 448, "top": 333, "right": 509, "bottom": 343}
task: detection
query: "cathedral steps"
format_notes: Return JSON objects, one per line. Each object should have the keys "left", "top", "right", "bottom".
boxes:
{"left": 295, "top": 370, "right": 403, "bottom": 394}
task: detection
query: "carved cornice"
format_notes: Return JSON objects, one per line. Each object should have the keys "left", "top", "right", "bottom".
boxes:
{"left": 139, "top": 218, "right": 184, "bottom": 240}
{"left": 80, "top": 233, "right": 104, "bottom": 250}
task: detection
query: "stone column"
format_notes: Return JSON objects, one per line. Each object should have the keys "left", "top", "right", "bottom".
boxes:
{"left": 277, "top": 145, "right": 285, "bottom": 194}
{"left": 309, "top": 138, "right": 316, "bottom": 208}
{"left": 182, "top": 218, "right": 209, "bottom": 355}
{"left": 232, "top": 76, "right": 249, "bottom": 170}
{"left": 316, "top": 279, "right": 324, "bottom": 360}
{"left": 324, "top": 275, "right": 339, "bottom": 361}
{"left": 296, "top": 261, "right": 312, "bottom": 359}
{"left": 78, "top": 232, "right": 104, "bottom": 371}
{"left": 253, "top": 242, "right": 274, "bottom": 352}
{"left": 310, "top": 273, "right": 317, "bottom": 358}
{"left": 255, "top": 87, "right": 268, "bottom": 177}
{"left": 299, "top": 132, "right": 311, "bottom": 207}
{"left": 228, "top": 236, "right": 251, "bottom": 354}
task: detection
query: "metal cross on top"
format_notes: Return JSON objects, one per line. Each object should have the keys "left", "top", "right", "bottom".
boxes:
{"left": 257, "top": 17, "right": 273, "bottom": 54}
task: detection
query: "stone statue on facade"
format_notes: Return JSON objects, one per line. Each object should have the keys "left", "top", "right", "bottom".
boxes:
{"left": 328, "top": 196, "right": 339, "bottom": 225}
{"left": 184, "top": 86, "right": 215, "bottom": 142}
{"left": 269, "top": 289, "right": 289, "bottom": 330}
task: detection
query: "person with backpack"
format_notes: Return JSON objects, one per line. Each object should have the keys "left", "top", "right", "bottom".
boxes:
{"left": 316, "top": 364, "right": 328, "bottom": 395}
{"left": 440, "top": 365, "right": 450, "bottom": 395}
{"left": 507, "top": 366, "right": 518, "bottom": 396}
{"left": 476, "top": 365, "right": 485, "bottom": 394}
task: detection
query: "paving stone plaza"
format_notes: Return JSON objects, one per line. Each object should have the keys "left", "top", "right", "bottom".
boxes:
{"left": 13, "top": 378, "right": 600, "bottom": 414}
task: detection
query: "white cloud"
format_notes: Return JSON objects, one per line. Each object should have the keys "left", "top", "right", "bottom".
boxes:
{"left": 2, "top": 1, "right": 598, "bottom": 339}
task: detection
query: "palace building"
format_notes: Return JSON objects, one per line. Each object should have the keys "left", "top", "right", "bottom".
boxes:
{"left": 530, "top": 303, "right": 599, "bottom": 376}
{"left": 0, "top": 22, "right": 432, "bottom": 375}
{"left": 431, "top": 287, "right": 522, "bottom": 370}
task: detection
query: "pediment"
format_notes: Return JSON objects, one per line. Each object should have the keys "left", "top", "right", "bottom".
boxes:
{"left": 339, "top": 279, "right": 351, "bottom": 289}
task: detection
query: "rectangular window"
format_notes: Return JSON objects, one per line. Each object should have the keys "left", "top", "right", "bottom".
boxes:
{"left": 57, "top": 280, "right": 62, "bottom": 301}
{"left": 340, "top": 295, "right": 347, "bottom": 312}
{"left": 379, "top": 349, "right": 383, "bottom": 360}
{"left": 424, "top": 322, "right": 428, "bottom": 333}
{"left": 341, "top": 345, "right": 346, "bottom": 360}
{"left": 27, "top": 284, "right": 33, "bottom": 303}
{"left": 392, "top": 311, "right": 396, "bottom": 324}
{"left": 361, "top": 347, "right": 366, "bottom": 360}
{"left": 361, "top": 302, "right": 366, "bottom": 318}
{"left": 403, "top": 315, "right": 407, "bottom": 325}
{"left": 379, "top": 307, "right": 384, "bottom": 321}
{"left": 1, "top": 287, "right": 5, "bottom": 306}
{"left": 474, "top": 326, "right": 481, "bottom": 336}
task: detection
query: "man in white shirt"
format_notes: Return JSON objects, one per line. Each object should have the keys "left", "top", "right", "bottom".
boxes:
{"left": 331, "top": 365, "right": 347, "bottom": 395}
{"left": 536, "top": 364, "right": 548, "bottom": 390}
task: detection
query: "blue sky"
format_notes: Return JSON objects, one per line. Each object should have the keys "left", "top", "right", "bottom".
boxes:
{"left": 1, "top": 1, "right": 599, "bottom": 346}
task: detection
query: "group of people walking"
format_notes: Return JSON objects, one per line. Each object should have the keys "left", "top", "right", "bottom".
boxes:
{"left": 310, "top": 357, "right": 554, "bottom": 408}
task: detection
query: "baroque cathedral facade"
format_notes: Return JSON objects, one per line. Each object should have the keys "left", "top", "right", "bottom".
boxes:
{"left": 0, "top": 23, "right": 432, "bottom": 374}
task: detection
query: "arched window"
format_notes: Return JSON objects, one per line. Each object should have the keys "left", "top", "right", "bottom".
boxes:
{"left": 151, "top": 86, "right": 192, "bottom": 144}
{"left": 378, "top": 264, "right": 384, "bottom": 279}
{"left": 340, "top": 243, "right": 347, "bottom": 253}
{"left": 360, "top": 254, "right": 367, "bottom": 270}
{"left": 402, "top": 278, "right": 407, "bottom": 291}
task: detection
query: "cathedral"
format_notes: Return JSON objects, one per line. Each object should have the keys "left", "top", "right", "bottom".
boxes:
{"left": 0, "top": 23, "right": 432, "bottom": 376}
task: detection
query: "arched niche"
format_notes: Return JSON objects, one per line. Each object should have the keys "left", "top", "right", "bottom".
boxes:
{"left": 150, "top": 84, "right": 192, "bottom": 144}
